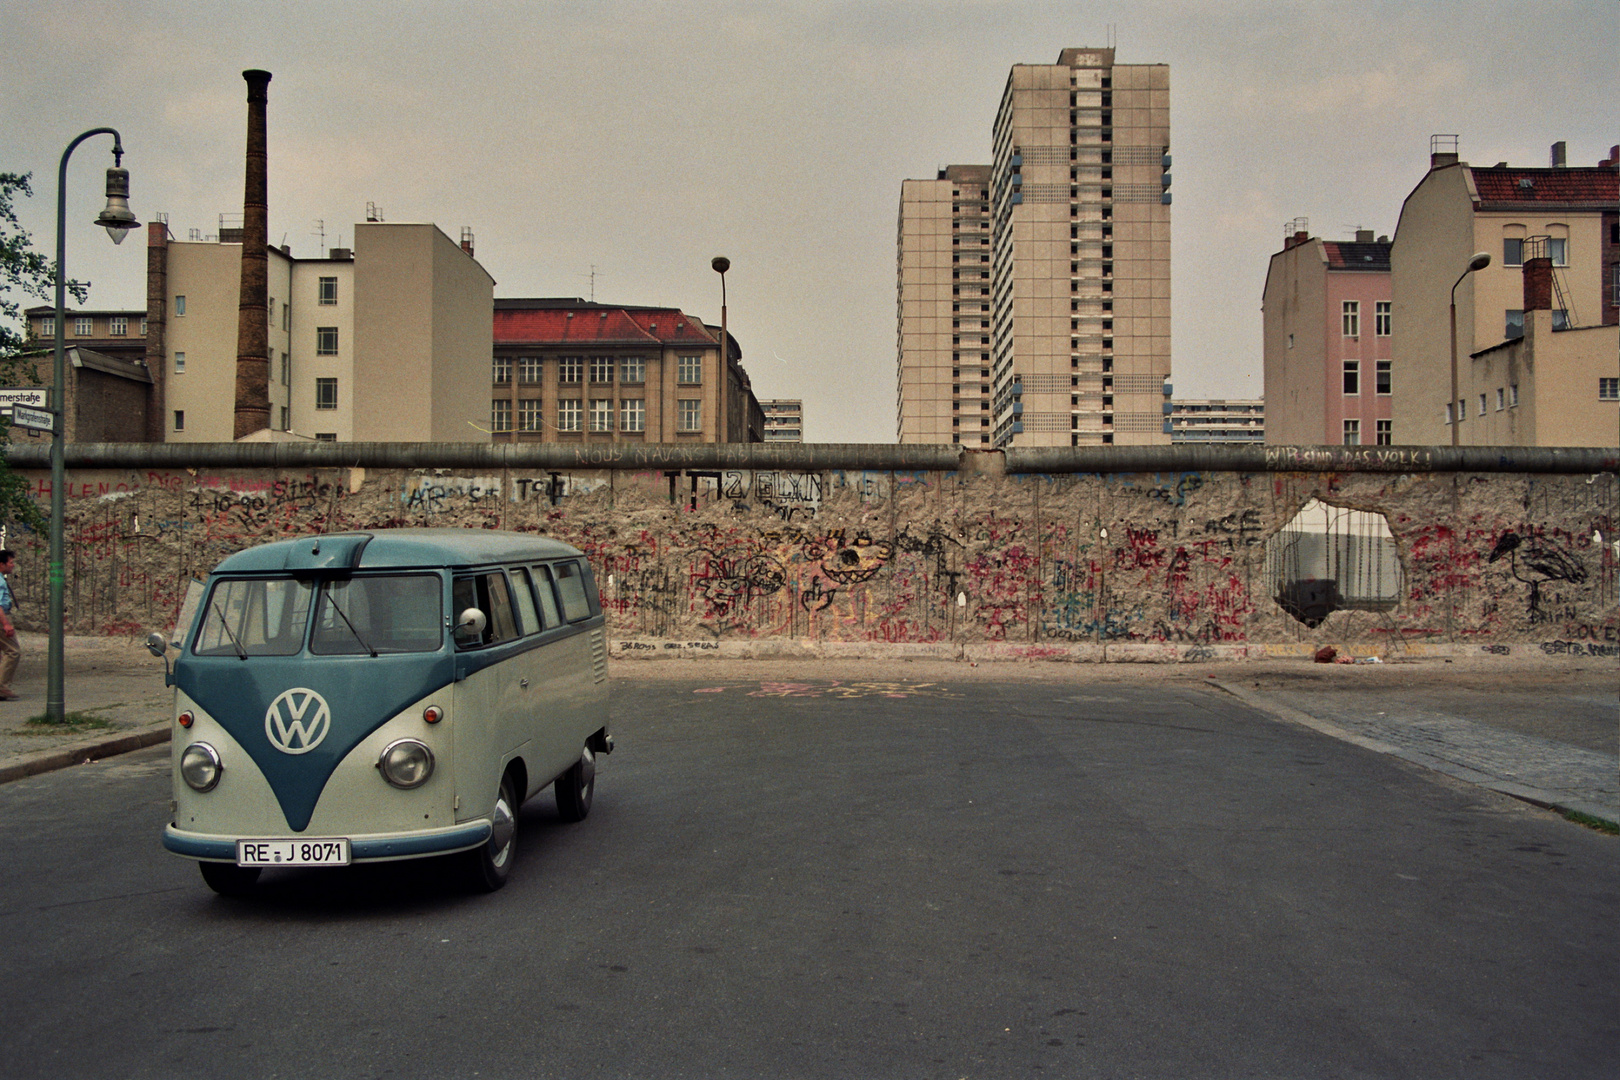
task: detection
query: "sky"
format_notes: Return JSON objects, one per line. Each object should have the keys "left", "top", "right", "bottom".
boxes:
{"left": 3, "top": 0, "right": 1614, "bottom": 443}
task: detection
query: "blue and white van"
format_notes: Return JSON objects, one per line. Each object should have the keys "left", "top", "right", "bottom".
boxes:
{"left": 155, "top": 529, "right": 612, "bottom": 895}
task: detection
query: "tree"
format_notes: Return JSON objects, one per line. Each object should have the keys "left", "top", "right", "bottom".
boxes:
{"left": 0, "top": 171, "right": 77, "bottom": 535}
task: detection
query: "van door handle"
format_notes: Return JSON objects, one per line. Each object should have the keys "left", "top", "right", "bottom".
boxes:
{"left": 520, "top": 678, "right": 530, "bottom": 688}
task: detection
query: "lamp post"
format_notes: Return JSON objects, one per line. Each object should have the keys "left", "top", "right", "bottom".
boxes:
{"left": 47, "top": 129, "right": 139, "bottom": 723}
{"left": 1448, "top": 251, "right": 1491, "bottom": 447}
{"left": 711, "top": 256, "right": 729, "bottom": 443}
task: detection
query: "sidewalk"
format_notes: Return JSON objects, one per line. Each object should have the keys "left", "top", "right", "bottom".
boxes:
{"left": 2, "top": 636, "right": 1614, "bottom": 828}
{"left": 0, "top": 633, "right": 172, "bottom": 783}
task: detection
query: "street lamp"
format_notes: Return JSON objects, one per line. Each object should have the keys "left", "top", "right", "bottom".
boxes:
{"left": 1448, "top": 251, "right": 1490, "bottom": 447}
{"left": 48, "top": 129, "right": 139, "bottom": 723}
{"left": 711, "top": 256, "right": 729, "bottom": 443}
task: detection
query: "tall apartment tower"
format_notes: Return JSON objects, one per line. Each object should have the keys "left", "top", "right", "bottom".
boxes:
{"left": 990, "top": 48, "right": 1171, "bottom": 446}
{"left": 897, "top": 164, "right": 993, "bottom": 445}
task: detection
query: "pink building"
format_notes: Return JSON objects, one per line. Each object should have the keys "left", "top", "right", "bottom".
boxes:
{"left": 1263, "top": 226, "right": 1394, "bottom": 445}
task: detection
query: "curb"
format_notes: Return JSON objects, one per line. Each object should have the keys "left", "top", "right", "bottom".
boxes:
{"left": 0, "top": 722, "right": 171, "bottom": 785}
{"left": 1205, "top": 678, "right": 1619, "bottom": 829}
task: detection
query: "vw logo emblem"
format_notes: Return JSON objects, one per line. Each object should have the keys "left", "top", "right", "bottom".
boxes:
{"left": 264, "top": 688, "right": 332, "bottom": 755}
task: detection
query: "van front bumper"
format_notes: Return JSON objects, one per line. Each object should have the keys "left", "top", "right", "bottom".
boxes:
{"left": 162, "top": 819, "right": 495, "bottom": 863}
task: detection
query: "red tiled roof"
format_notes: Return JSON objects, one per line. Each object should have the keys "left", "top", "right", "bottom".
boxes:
{"left": 493, "top": 305, "right": 717, "bottom": 346}
{"left": 1470, "top": 166, "right": 1618, "bottom": 206}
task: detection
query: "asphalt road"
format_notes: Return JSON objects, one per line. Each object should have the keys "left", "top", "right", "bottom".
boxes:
{"left": 1, "top": 674, "right": 1615, "bottom": 1079}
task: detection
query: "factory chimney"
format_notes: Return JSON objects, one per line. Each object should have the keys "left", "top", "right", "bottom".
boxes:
{"left": 234, "top": 69, "right": 272, "bottom": 438}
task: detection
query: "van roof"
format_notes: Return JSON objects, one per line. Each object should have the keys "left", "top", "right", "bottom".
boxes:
{"left": 210, "top": 529, "right": 585, "bottom": 574}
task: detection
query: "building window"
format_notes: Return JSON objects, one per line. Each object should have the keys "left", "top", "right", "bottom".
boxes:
{"left": 589, "top": 357, "right": 614, "bottom": 384}
{"left": 1343, "top": 419, "right": 1360, "bottom": 445}
{"left": 678, "top": 398, "right": 702, "bottom": 432}
{"left": 1505, "top": 310, "right": 1524, "bottom": 340}
{"left": 1496, "top": 387, "right": 1505, "bottom": 411}
{"left": 1478, "top": 393, "right": 1488, "bottom": 417}
{"left": 1376, "top": 419, "right": 1391, "bottom": 445}
{"left": 518, "top": 357, "right": 541, "bottom": 384}
{"left": 1376, "top": 359, "right": 1391, "bottom": 395}
{"left": 109, "top": 316, "right": 128, "bottom": 336}
{"left": 493, "top": 356, "right": 511, "bottom": 384}
{"left": 38, "top": 316, "right": 54, "bottom": 337}
{"left": 315, "top": 433, "right": 336, "bottom": 442}
{"left": 280, "top": 352, "right": 289, "bottom": 385}
{"left": 1458, "top": 397, "right": 1467, "bottom": 421}
{"left": 318, "top": 276, "right": 337, "bottom": 305}
{"left": 1547, "top": 237, "right": 1567, "bottom": 267}
{"left": 74, "top": 316, "right": 93, "bottom": 336}
{"left": 1341, "top": 301, "right": 1359, "bottom": 337}
{"left": 315, "top": 377, "right": 338, "bottom": 410}
{"left": 140, "top": 318, "right": 147, "bottom": 336}
{"left": 518, "top": 399, "right": 542, "bottom": 432}
{"left": 316, "top": 326, "right": 338, "bottom": 355}
{"left": 558, "top": 398, "right": 582, "bottom": 432}
{"left": 559, "top": 356, "right": 583, "bottom": 384}
{"left": 620, "top": 357, "right": 645, "bottom": 384}
{"left": 174, "top": 295, "right": 186, "bottom": 316}
{"left": 1375, "top": 302, "right": 1391, "bottom": 337}
{"left": 1504, "top": 238, "right": 1523, "bottom": 267}
{"left": 589, "top": 399, "right": 613, "bottom": 432}
{"left": 1445, "top": 403, "right": 1454, "bottom": 425}
{"left": 1510, "top": 384, "right": 1519, "bottom": 407}
{"left": 173, "top": 410, "right": 184, "bottom": 432}
{"left": 677, "top": 355, "right": 702, "bottom": 385}
{"left": 1343, "top": 359, "right": 1360, "bottom": 396}
{"left": 1600, "top": 378, "right": 1620, "bottom": 401}
{"left": 173, "top": 351, "right": 186, "bottom": 374}
{"left": 279, "top": 406, "right": 288, "bottom": 430}
{"left": 620, "top": 398, "right": 645, "bottom": 432}
{"left": 491, "top": 400, "right": 512, "bottom": 432}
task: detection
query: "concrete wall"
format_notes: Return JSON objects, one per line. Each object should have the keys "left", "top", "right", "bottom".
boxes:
{"left": 7, "top": 445, "right": 1616, "bottom": 659}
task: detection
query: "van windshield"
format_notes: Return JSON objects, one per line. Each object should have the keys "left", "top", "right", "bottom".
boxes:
{"left": 195, "top": 578, "right": 314, "bottom": 656}
{"left": 311, "top": 575, "right": 443, "bottom": 655}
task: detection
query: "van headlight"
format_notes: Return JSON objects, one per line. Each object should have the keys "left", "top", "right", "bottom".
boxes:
{"left": 376, "top": 739, "right": 435, "bottom": 789}
{"left": 180, "top": 743, "right": 223, "bottom": 792}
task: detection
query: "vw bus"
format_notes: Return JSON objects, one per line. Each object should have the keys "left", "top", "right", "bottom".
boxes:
{"left": 155, "top": 529, "right": 612, "bottom": 895}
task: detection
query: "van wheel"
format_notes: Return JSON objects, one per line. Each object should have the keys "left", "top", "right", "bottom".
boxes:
{"left": 200, "top": 861, "right": 260, "bottom": 897}
{"left": 555, "top": 745, "right": 596, "bottom": 823}
{"left": 465, "top": 774, "right": 519, "bottom": 892}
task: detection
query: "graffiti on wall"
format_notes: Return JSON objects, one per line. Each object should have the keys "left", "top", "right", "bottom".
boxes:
{"left": 13, "top": 464, "right": 1618, "bottom": 649}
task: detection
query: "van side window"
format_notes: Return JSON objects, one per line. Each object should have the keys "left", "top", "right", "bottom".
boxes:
{"left": 510, "top": 567, "right": 541, "bottom": 634}
{"left": 451, "top": 571, "right": 519, "bottom": 648}
{"left": 530, "top": 564, "right": 562, "bottom": 628}
{"left": 554, "top": 560, "right": 592, "bottom": 622}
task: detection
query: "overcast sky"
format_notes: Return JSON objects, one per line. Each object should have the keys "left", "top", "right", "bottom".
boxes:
{"left": 4, "top": 0, "right": 1614, "bottom": 442}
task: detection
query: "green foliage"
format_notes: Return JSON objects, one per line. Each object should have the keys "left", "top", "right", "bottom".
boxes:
{"left": 0, "top": 171, "right": 76, "bottom": 537}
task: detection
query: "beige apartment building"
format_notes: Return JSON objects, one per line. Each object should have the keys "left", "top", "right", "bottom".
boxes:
{"left": 1390, "top": 140, "right": 1618, "bottom": 446}
{"left": 897, "top": 165, "right": 993, "bottom": 445}
{"left": 1262, "top": 227, "right": 1394, "bottom": 445}
{"left": 491, "top": 299, "right": 763, "bottom": 445}
{"left": 990, "top": 48, "right": 1171, "bottom": 447}
{"left": 760, "top": 399, "right": 804, "bottom": 442}
{"left": 153, "top": 220, "right": 493, "bottom": 442}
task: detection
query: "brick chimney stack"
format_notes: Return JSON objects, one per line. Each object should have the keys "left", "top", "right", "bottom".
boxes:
{"left": 234, "top": 69, "right": 272, "bottom": 439}
{"left": 1523, "top": 255, "right": 1552, "bottom": 313}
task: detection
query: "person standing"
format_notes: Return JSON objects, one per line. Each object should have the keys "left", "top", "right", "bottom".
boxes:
{"left": 0, "top": 549, "right": 18, "bottom": 700}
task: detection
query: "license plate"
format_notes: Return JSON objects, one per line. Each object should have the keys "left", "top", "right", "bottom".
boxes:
{"left": 236, "top": 838, "right": 351, "bottom": 867}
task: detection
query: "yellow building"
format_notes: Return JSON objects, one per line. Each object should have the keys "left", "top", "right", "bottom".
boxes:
{"left": 1390, "top": 139, "right": 1618, "bottom": 446}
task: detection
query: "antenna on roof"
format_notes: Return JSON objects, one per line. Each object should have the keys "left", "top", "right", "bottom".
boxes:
{"left": 312, "top": 219, "right": 326, "bottom": 252}
{"left": 582, "top": 265, "right": 602, "bottom": 303}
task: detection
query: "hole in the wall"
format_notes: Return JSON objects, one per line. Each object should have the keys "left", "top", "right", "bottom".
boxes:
{"left": 1265, "top": 498, "right": 1404, "bottom": 628}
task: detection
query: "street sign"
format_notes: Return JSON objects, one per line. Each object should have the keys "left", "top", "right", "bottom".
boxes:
{"left": 0, "top": 388, "right": 48, "bottom": 412}
{"left": 10, "top": 404, "right": 56, "bottom": 432}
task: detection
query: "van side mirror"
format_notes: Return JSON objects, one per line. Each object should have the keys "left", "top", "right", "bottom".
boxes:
{"left": 146, "top": 632, "right": 168, "bottom": 658}
{"left": 455, "top": 608, "right": 488, "bottom": 643}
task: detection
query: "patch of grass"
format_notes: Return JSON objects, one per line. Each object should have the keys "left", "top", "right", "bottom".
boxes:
{"left": 14, "top": 712, "right": 118, "bottom": 735}
{"left": 1562, "top": 809, "right": 1619, "bottom": 835}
